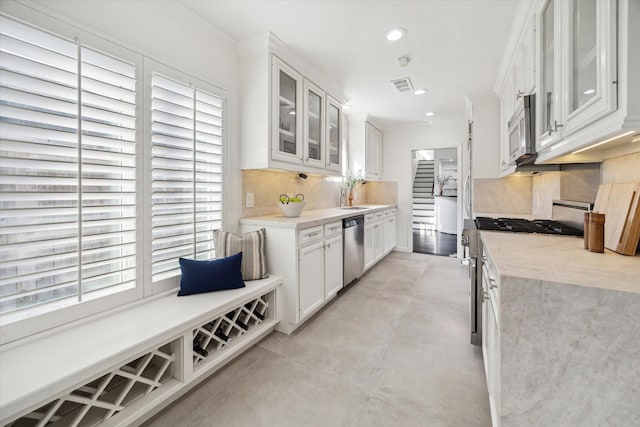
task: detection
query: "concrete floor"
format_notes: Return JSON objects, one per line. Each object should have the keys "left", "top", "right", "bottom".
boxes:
{"left": 144, "top": 252, "right": 490, "bottom": 427}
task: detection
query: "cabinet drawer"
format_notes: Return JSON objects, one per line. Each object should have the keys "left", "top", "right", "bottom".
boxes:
{"left": 324, "top": 221, "right": 342, "bottom": 238}
{"left": 383, "top": 208, "right": 396, "bottom": 217}
{"left": 298, "top": 225, "right": 324, "bottom": 247}
{"left": 365, "top": 213, "right": 376, "bottom": 222}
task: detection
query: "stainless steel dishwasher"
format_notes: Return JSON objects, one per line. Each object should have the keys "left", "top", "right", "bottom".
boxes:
{"left": 343, "top": 215, "right": 365, "bottom": 286}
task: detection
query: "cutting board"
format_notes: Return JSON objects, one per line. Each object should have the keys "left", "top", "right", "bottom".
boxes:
{"left": 593, "top": 182, "right": 640, "bottom": 255}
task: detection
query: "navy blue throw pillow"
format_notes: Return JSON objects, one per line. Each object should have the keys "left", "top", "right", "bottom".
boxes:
{"left": 177, "top": 252, "right": 245, "bottom": 296}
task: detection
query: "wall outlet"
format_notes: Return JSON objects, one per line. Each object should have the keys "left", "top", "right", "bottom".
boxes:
{"left": 245, "top": 192, "right": 254, "bottom": 208}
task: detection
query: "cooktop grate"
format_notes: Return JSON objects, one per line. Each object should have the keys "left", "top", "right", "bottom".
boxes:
{"left": 475, "top": 217, "right": 583, "bottom": 236}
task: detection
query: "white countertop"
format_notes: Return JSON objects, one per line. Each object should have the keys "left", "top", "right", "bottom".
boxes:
{"left": 474, "top": 212, "right": 536, "bottom": 220}
{"left": 240, "top": 204, "right": 395, "bottom": 229}
{"left": 481, "top": 231, "right": 640, "bottom": 294}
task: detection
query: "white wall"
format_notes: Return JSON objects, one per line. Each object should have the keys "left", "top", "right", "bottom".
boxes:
{"left": 2, "top": 0, "right": 245, "bottom": 231}
{"left": 382, "top": 120, "right": 465, "bottom": 252}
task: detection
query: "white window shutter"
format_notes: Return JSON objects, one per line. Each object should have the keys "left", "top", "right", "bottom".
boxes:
{"left": 151, "top": 74, "right": 224, "bottom": 282}
{"left": 0, "top": 16, "right": 137, "bottom": 317}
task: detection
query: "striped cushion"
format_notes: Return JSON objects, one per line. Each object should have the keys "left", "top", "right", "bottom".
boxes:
{"left": 214, "top": 228, "right": 268, "bottom": 280}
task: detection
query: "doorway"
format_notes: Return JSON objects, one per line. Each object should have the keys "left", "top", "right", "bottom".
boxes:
{"left": 411, "top": 148, "right": 458, "bottom": 256}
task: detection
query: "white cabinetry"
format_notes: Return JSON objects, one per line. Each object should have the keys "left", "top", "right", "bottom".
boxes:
{"left": 348, "top": 116, "right": 383, "bottom": 180}
{"left": 239, "top": 34, "right": 347, "bottom": 176}
{"left": 298, "top": 226, "right": 325, "bottom": 320}
{"left": 302, "top": 78, "right": 325, "bottom": 169}
{"left": 497, "top": 0, "right": 638, "bottom": 166}
{"left": 241, "top": 218, "right": 345, "bottom": 333}
{"left": 325, "top": 97, "right": 342, "bottom": 172}
{"left": 382, "top": 209, "right": 397, "bottom": 255}
{"left": 323, "top": 221, "right": 343, "bottom": 299}
{"left": 364, "top": 122, "right": 383, "bottom": 180}
{"left": 365, "top": 210, "right": 387, "bottom": 270}
{"left": 481, "top": 245, "right": 500, "bottom": 427}
{"left": 272, "top": 57, "right": 303, "bottom": 164}
{"left": 537, "top": 0, "right": 618, "bottom": 156}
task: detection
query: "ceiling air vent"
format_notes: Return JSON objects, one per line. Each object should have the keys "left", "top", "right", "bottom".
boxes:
{"left": 390, "top": 77, "right": 414, "bottom": 93}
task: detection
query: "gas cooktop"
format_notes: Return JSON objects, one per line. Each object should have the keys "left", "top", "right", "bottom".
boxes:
{"left": 475, "top": 217, "right": 583, "bottom": 237}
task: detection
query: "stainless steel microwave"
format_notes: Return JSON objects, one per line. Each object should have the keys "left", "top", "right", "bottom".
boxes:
{"left": 507, "top": 94, "right": 536, "bottom": 166}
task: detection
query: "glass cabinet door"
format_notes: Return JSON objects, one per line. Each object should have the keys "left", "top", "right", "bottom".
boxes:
{"left": 570, "top": 0, "right": 597, "bottom": 113}
{"left": 563, "top": 0, "right": 617, "bottom": 135}
{"left": 271, "top": 57, "right": 302, "bottom": 163}
{"left": 536, "top": 0, "right": 563, "bottom": 150}
{"left": 326, "top": 98, "right": 341, "bottom": 171}
{"left": 303, "top": 79, "right": 324, "bottom": 168}
{"left": 540, "top": 0, "right": 556, "bottom": 138}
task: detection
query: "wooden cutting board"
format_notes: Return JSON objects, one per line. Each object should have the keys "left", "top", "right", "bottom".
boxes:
{"left": 593, "top": 182, "right": 640, "bottom": 255}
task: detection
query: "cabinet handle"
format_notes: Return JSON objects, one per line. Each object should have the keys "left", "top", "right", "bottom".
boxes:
{"left": 489, "top": 278, "right": 497, "bottom": 289}
{"left": 515, "top": 90, "right": 524, "bottom": 100}
{"left": 482, "top": 291, "right": 490, "bottom": 301}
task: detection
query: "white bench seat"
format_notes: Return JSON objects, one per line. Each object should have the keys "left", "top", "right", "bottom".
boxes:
{"left": 0, "top": 276, "right": 281, "bottom": 426}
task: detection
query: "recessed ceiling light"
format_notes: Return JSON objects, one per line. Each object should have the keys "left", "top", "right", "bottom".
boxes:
{"left": 414, "top": 89, "right": 427, "bottom": 95}
{"left": 289, "top": 111, "right": 295, "bottom": 115}
{"left": 583, "top": 89, "right": 596, "bottom": 95}
{"left": 386, "top": 27, "right": 407, "bottom": 42}
{"left": 425, "top": 112, "right": 436, "bottom": 117}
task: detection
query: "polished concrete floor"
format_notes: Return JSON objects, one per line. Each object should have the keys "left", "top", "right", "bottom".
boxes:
{"left": 145, "top": 252, "right": 490, "bottom": 427}
{"left": 413, "top": 229, "right": 458, "bottom": 257}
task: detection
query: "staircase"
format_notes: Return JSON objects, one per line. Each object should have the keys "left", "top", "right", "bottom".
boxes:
{"left": 412, "top": 160, "right": 435, "bottom": 230}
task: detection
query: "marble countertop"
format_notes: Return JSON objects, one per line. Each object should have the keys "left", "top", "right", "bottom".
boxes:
{"left": 474, "top": 212, "right": 535, "bottom": 220}
{"left": 481, "top": 231, "right": 640, "bottom": 294}
{"left": 240, "top": 204, "right": 395, "bottom": 229}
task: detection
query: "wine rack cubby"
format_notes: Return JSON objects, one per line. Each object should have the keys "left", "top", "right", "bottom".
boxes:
{"left": 6, "top": 340, "right": 177, "bottom": 427}
{"left": 192, "top": 291, "right": 272, "bottom": 367}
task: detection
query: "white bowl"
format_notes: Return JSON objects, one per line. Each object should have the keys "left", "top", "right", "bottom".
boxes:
{"left": 279, "top": 202, "right": 306, "bottom": 217}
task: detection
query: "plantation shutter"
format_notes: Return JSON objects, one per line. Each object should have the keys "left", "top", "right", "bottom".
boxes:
{"left": 0, "top": 16, "right": 137, "bottom": 316}
{"left": 151, "top": 73, "right": 223, "bottom": 282}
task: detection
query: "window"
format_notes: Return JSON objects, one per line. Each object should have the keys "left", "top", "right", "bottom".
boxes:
{"left": 0, "top": 16, "right": 137, "bottom": 322}
{"left": 0, "top": 15, "right": 227, "bottom": 342}
{"left": 150, "top": 73, "right": 224, "bottom": 283}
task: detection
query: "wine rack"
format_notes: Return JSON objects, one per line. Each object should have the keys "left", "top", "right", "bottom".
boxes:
{"left": 192, "top": 291, "right": 271, "bottom": 367}
{"left": 7, "top": 340, "right": 177, "bottom": 427}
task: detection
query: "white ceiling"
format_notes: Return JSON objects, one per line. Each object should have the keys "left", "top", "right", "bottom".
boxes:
{"left": 180, "top": 0, "right": 520, "bottom": 129}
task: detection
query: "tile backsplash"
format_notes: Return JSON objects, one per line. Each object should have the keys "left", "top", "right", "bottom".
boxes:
{"left": 242, "top": 170, "right": 396, "bottom": 217}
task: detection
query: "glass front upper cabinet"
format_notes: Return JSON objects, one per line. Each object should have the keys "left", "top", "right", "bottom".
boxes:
{"left": 303, "top": 79, "right": 324, "bottom": 168}
{"left": 326, "top": 97, "right": 341, "bottom": 171}
{"left": 571, "top": 0, "right": 597, "bottom": 113}
{"left": 271, "top": 57, "right": 302, "bottom": 163}
{"left": 563, "top": 0, "right": 617, "bottom": 135}
{"left": 537, "top": 0, "right": 562, "bottom": 150}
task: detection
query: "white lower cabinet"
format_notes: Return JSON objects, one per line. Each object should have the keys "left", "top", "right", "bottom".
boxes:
{"left": 324, "top": 234, "right": 343, "bottom": 299}
{"left": 298, "top": 240, "right": 325, "bottom": 320}
{"left": 241, "top": 209, "right": 394, "bottom": 334}
{"left": 382, "top": 209, "right": 397, "bottom": 255}
{"left": 365, "top": 209, "right": 394, "bottom": 270}
{"left": 482, "top": 246, "right": 501, "bottom": 427}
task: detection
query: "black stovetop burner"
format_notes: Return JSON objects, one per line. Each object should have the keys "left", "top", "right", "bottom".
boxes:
{"left": 475, "top": 217, "right": 583, "bottom": 237}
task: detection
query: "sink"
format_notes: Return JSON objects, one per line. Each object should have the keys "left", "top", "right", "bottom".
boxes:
{"left": 340, "top": 206, "right": 369, "bottom": 210}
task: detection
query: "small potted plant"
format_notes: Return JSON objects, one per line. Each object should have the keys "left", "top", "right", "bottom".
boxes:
{"left": 435, "top": 175, "right": 452, "bottom": 196}
{"left": 343, "top": 169, "right": 365, "bottom": 206}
